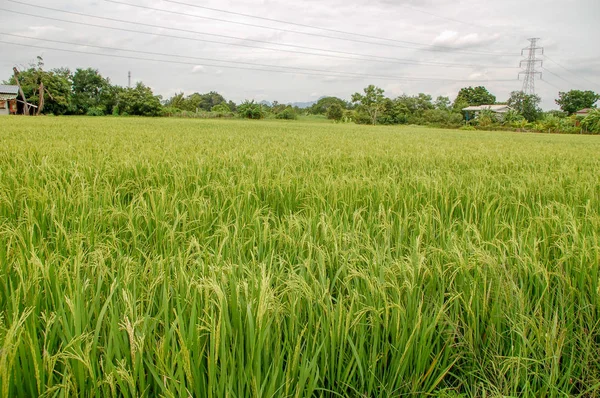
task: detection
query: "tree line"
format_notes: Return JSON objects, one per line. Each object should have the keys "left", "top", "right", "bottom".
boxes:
{"left": 4, "top": 58, "right": 599, "bottom": 133}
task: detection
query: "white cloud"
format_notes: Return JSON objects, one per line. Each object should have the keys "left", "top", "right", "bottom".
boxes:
{"left": 191, "top": 65, "right": 205, "bottom": 73}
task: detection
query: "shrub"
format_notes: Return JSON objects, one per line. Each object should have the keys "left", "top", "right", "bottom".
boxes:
{"left": 581, "top": 109, "right": 600, "bottom": 133}
{"left": 86, "top": 107, "right": 105, "bottom": 116}
{"left": 326, "top": 103, "right": 344, "bottom": 121}
{"left": 237, "top": 100, "right": 264, "bottom": 119}
{"left": 276, "top": 107, "right": 298, "bottom": 120}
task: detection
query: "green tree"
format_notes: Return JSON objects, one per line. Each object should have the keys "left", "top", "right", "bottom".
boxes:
{"left": 116, "top": 83, "right": 163, "bottom": 116}
{"left": 71, "top": 68, "right": 116, "bottom": 115}
{"left": 7, "top": 57, "right": 72, "bottom": 115}
{"left": 581, "top": 109, "right": 600, "bottom": 133}
{"left": 165, "top": 92, "right": 186, "bottom": 110}
{"left": 275, "top": 106, "right": 297, "bottom": 120}
{"left": 555, "top": 90, "right": 600, "bottom": 115}
{"left": 352, "top": 85, "right": 386, "bottom": 125}
{"left": 326, "top": 103, "right": 344, "bottom": 121}
{"left": 507, "top": 91, "right": 542, "bottom": 122}
{"left": 237, "top": 100, "right": 263, "bottom": 119}
{"left": 454, "top": 86, "right": 496, "bottom": 107}
{"left": 434, "top": 96, "right": 451, "bottom": 111}
{"left": 309, "top": 97, "right": 347, "bottom": 115}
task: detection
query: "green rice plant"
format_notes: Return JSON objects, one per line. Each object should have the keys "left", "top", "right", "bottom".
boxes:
{"left": 0, "top": 117, "right": 599, "bottom": 397}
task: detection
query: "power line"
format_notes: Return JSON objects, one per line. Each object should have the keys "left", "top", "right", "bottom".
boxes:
{"left": 544, "top": 55, "right": 600, "bottom": 90}
{"left": 160, "top": 0, "right": 482, "bottom": 42}
{"left": 102, "top": 0, "right": 518, "bottom": 57}
{"left": 395, "top": 3, "right": 489, "bottom": 30}
{"left": 539, "top": 77, "right": 564, "bottom": 92}
{"left": 0, "top": 8, "right": 518, "bottom": 71}
{"left": 1, "top": 32, "right": 515, "bottom": 82}
{"left": 540, "top": 66, "right": 584, "bottom": 90}
{"left": 9, "top": 0, "right": 519, "bottom": 57}
{"left": 0, "top": 40, "right": 517, "bottom": 84}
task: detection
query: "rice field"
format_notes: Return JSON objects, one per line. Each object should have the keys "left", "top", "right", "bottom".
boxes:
{"left": 1, "top": 117, "right": 599, "bottom": 397}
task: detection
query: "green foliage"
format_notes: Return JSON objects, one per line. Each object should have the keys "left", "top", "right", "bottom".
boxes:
{"left": 421, "top": 109, "right": 464, "bottom": 127}
{"left": 237, "top": 100, "right": 264, "bottom": 119}
{"left": 7, "top": 57, "right": 72, "bottom": 115}
{"left": 507, "top": 91, "right": 542, "bottom": 122}
{"left": 115, "top": 83, "right": 163, "bottom": 117}
{"left": 85, "top": 106, "right": 105, "bottom": 116}
{"left": 211, "top": 103, "right": 231, "bottom": 113}
{"left": 1, "top": 117, "right": 600, "bottom": 396}
{"left": 434, "top": 95, "right": 451, "bottom": 111}
{"left": 275, "top": 106, "right": 297, "bottom": 120}
{"left": 454, "top": 86, "right": 496, "bottom": 107}
{"left": 555, "top": 90, "right": 600, "bottom": 115}
{"left": 165, "top": 91, "right": 227, "bottom": 112}
{"left": 476, "top": 109, "right": 496, "bottom": 128}
{"left": 351, "top": 85, "right": 386, "bottom": 125}
{"left": 71, "top": 68, "right": 115, "bottom": 115}
{"left": 581, "top": 108, "right": 600, "bottom": 133}
{"left": 502, "top": 109, "right": 525, "bottom": 125}
{"left": 326, "top": 103, "right": 344, "bottom": 121}
{"left": 309, "top": 96, "right": 348, "bottom": 115}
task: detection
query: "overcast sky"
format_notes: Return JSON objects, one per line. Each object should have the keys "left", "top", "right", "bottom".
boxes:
{"left": 1, "top": 0, "right": 599, "bottom": 109}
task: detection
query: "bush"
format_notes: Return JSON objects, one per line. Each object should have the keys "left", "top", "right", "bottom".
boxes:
{"left": 86, "top": 107, "right": 105, "bottom": 116}
{"left": 237, "top": 100, "right": 264, "bottom": 119}
{"left": 326, "top": 103, "right": 344, "bottom": 121}
{"left": 276, "top": 107, "right": 297, "bottom": 120}
{"left": 581, "top": 109, "right": 600, "bottom": 133}
{"left": 422, "top": 109, "right": 463, "bottom": 127}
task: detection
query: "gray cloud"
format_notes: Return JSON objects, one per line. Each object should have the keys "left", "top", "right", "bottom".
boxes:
{"left": 1, "top": 0, "right": 599, "bottom": 109}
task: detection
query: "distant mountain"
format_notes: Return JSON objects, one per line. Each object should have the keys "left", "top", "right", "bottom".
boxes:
{"left": 258, "top": 97, "right": 325, "bottom": 109}
{"left": 288, "top": 100, "right": 317, "bottom": 109}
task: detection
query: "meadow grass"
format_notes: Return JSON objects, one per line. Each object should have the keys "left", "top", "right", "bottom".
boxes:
{"left": 0, "top": 117, "right": 599, "bottom": 397}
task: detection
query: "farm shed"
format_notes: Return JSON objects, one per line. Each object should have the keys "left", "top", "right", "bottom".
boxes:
{"left": 575, "top": 108, "right": 594, "bottom": 117}
{"left": 462, "top": 104, "right": 512, "bottom": 121}
{"left": 0, "top": 85, "right": 19, "bottom": 116}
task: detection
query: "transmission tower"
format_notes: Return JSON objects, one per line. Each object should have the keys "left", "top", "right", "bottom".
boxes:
{"left": 518, "top": 38, "right": 543, "bottom": 95}
{"left": 128, "top": 71, "right": 132, "bottom": 88}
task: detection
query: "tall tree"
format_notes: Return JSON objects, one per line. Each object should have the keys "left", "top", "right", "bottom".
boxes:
{"left": 454, "top": 86, "right": 496, "bottom": 107}
{"left": 309, "top": 97, "right": 348, "bottom": 115}
{"left": 507, "top": 91, "right": 542, "bottom": 122}
{"left": 7, "top": 57, "right": 72, "bottom": 115}
{"left": 116, "top": 83, "right": 163, "bottom": 116}
{"left": 555, "top": 90, "right": 600, "bottom": 115}
{"left": 352, "top": 85, "right": 386, "bottom": 125}
{"left": 71, "top": 68, "right": 116, "bottom": 115}
{"left": 434, "top": 96, "right": 451, "bottom": 111}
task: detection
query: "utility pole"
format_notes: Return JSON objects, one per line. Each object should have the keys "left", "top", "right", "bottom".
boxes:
{"left": 13, "top": 67, "right": 29, "bottom": 115}
{"left": 128, "top": 71, "right": 131, "bottom": 88}
{"left": 519, "top": 38, "right": 544, "bottom": 95}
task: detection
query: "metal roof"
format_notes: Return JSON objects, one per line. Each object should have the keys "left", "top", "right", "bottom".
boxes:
{"left": 0, "top": 93, "right": 18, "bottom": 100}
{"left": 0, "top": 85, "right": 19, "bottom": 95}
{"left": 462, "top": 105, "right": 511, "bottom": 113}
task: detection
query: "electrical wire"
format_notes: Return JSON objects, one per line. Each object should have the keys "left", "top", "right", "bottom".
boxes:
{"left": 0, "top": 33, "right": 516, "bottom": 82}
{"left": 0, "top": 39, "right": 517, "bottom": 84}
{"left": 157, "top": 0, "right": 488, "bottom": 40}
{"left": 544, "top": 55, "right": 600, "bottom": 90}
{"left": 103, "top": 0, "right": 518, "bottom": 57}
{"left": 0, "top": 8, "right": 519, "bottom": 71}
{"left": 540, "top": 66, "right": 583, "bottom": 90}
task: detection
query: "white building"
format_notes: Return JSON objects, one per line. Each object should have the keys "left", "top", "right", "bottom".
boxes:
{"left": 462, "top": 104, "right": 512, "bottom": 121}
